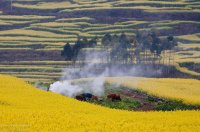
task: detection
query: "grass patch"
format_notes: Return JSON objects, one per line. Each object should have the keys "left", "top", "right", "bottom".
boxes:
{"left": 106, "top": 77, "right": 200, "bottom": 105}
{"left": 156, "top": 100, "right": 200, "bottom": 111}
{"left": 91, "top": 98, "right": 140, "bottom": 110}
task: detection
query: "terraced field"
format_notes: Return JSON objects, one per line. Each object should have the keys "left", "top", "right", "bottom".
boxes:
{"left": 0, "top": 0, "right": 199, "bottom": 82}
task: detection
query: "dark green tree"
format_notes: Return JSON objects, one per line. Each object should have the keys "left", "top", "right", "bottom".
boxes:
{"left": 110, "top": 33, "right": 131, "bottom": 63}
{"left": 61, "top": 43, "right": 73, "bottom": 60}
{"left": 135, "top": 30, "right": 143, "bottom": 45}
{"left": 72, "top": 38, "right": 83, "bottom": 60}
{"left": 167, "top": 35, "right": 177, "bottom": 66}
{"left": 88, "top": 36, "right": 98, "bottom": 47}
{"left": 111, "top": 34, "right": 119, "bottom": 47}
{"left": 119, "top": 32, "right": 131, "bottom": 49}
{"left": 150, "top": 32, "right": 161, "bottom": 55}
{"left": 82, "top": 37, "right": 89, "bottom": 48}
{"left": 102, "top": 33, "right": 112, "bottom": 47}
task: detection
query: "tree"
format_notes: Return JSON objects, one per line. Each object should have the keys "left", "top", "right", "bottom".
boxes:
{"left": 71, "top": 38, "right": 83, "bottom": 61}
{"left": 82, "top": 37, "right": 89, "bottom": 48}
{"left": 75, "top": 37, "right": 83, "bottom": 48}
{"left": 110, "top": 34, "right": 119, "bottom": 47}
{"left": 119, "top": 32, "right": 131, "bottom": 49}
{"left": 149, "top": 31, "right": 162, "bottom": 64}
{"left": 135, "top": 30, "right": 143, "bottom": 45}
{"left": 61, "top": 43, "right": 73, "bottom": 60}
{"left": 88, "top": 37, "right": 98, "bottom": 47}
{"left": 142, "top": 34, "right": 152, "bottom": 64}
{"left": 101, "top": 33, "right": 112, "bottom": 47}
{"left": 166, "top": 35, "right": 177, "bottom": 66}
{"left": 110, "top": 33, "right": 131, "bottom": 64}
{"left": 167, "top": 35, "right": 177, "bottom": 49}
{"left": 135, "top": 47, "right": 141, "bottom": 64}
{"left": 135, "top": 31, "right": 145, "bottom": 63}
{"left": 134, "top": 30, "right": 146, "bottom": 63}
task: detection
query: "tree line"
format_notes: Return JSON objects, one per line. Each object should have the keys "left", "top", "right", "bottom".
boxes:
{"left": 61, "top": 30, "right": 177, "bottom": 65}
{"left": 101, "top": 31, "right": 177, "bottom": 64}
{"left": 61, "top": 36, "right": 97, "bottom": 61}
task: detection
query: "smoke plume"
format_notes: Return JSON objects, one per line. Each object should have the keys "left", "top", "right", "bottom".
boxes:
{"left": 49, "top": 51, "right": 109, "bottom": 97}
{"left": 49, "top": 50, "right": 163, "bottom": 97}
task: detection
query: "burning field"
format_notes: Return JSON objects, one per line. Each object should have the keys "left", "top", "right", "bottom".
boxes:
{"left": 1, "top": 74, "right": 200, "bottom": 131}
{"left": 48, "top": 77, "right": 200, "bottom": 112}
{"left": 47, "top": 55, "right": 200, "bottom": 112}
{"left": 1, "top": 38, "right": 200, "bottom": 131}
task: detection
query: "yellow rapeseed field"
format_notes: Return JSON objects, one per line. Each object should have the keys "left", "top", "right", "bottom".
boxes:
{"left": 13, "top": 2, "right": 72, "bottom": 9}
{"left": 177, "top": 34, "right": 200, "bottom": 41}
{"left": 0, "top": 29, "right": 70, "bottom": 38}
{"left": 0, "top": 15, "right": 55, "bottom": 20}
{"left": 106, "top": 77, "right": 200, "bottom": 105}
{"left": 175, "top": 63, "right": 200, "bottom": 76}
{"left": 0, "top": 74, "right": 200, "bottom": 131}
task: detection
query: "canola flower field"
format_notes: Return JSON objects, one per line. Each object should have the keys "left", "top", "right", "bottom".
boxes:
{"left": 0, "top": 74, "right": 200, "bottom": 131}
{"left": 106, "top": 77, "right": 200, "bottom": 105}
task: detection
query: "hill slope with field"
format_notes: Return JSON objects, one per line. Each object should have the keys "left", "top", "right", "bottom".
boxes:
{"left": 0, "top": 0, "right": 199, "bottom": 83}
{"left": 106, "top": 77, "right": 200, "bottom": 105}
{"left": 0, "top": 1, "right": 200, "bottom": 131}
{"left": 1, "top": 74, "right": 200, "bottom": 131}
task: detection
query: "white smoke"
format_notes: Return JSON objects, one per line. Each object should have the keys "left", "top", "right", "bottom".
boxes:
{"left": 49, "top": 72, "right": 107, "bottom": 97}
{"left": 49, "top": 49, "right": 163, "bottom": 97}
{"left": 90, "top": 76, "right": 105, "bottom": 96}
{"left": 49, "top": 50, "right": 109, "bottom": 97}
{"left": 49, "top": 81, "right": 82, "bottom": 97}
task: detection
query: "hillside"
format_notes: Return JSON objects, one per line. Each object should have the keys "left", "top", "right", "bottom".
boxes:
{"left": 1, "top": 74, "right": 200, "bottom": 131}
{"left": 105, "top": 77, "right": 200, "bottom": 105}
{"left": 0, "top": 0, "right": 199, "bottom": 83}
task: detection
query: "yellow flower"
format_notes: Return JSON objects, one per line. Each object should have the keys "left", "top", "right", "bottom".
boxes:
{"left": 0, "top": 74, "right": 200, "bottom": 131}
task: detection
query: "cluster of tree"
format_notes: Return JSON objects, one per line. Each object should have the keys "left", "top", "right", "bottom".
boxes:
{"left": 61, "top": 36, "right": 97, "bottom": 60}
{"left": 134, "top": 30, "right": 177, "bottom": 64}
{"left": 101, "top": 33, "right": 132, "bottom": 63}
{"left": 101, "top": 31, "right": 177, "bottom": 64}
{"left": 136, "top": 31, "right": 177, "bottom": 56}
{"left": 61, "top": 30, "right": 177, "bottom": 65}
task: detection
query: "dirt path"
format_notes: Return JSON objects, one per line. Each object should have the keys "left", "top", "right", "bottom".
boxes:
{"left": 121, "top": 89, "right": 156, "bottom": 111}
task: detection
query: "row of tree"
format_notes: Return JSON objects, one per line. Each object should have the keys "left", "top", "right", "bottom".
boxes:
{"left": 61, "top": 30, "right": 177, "bottom": 65}
{"left": 101, "top": 31, "right": 177, "bottom": 64}
{"left": 61, "top": 37, "right": 98, "bottom": 60}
